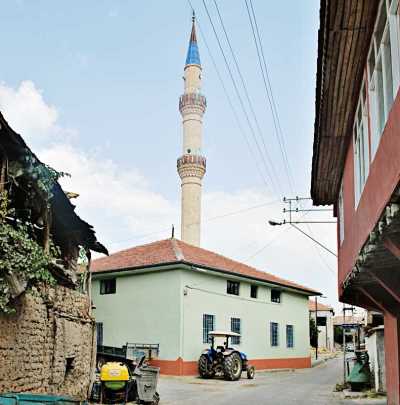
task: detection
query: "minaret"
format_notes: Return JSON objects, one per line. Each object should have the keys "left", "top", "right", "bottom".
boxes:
{"left": 177, "top": 14, "right": 207, "bottom": 247}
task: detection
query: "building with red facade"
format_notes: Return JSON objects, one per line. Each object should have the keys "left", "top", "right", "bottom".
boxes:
{"left": 311, "top": 1, "right": 400, "bottom": 403}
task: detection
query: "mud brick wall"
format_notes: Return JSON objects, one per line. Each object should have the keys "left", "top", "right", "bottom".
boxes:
{"left": 0, "top": 285, "right": 95, "bottom": 399}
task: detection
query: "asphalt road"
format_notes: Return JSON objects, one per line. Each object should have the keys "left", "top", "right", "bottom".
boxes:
{"left": 157, "top": 357, "right": 386, "bottom": 405}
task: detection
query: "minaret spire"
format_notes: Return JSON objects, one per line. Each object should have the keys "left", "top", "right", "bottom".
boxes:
{"left": 177, "top": 16, "right": 207, "bottom": 247}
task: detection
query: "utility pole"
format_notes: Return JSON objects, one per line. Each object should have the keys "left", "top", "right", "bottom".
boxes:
{"left": 342, "top": 305, "right": 354, "bottom": 383}
{"left": 315, "top": 296, "right": 318, "bottom": 360}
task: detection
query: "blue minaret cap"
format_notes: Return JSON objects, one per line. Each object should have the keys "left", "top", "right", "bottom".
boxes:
{"left": 185, "top": 13, "right": 201, "bottom": 66}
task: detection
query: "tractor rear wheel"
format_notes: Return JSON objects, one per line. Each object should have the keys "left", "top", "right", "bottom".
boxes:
{"left": 223, "top": 352, "right": 242, "bottom": 381}
{"left": 198, "top": 354, "right": 215, "bottom": 378}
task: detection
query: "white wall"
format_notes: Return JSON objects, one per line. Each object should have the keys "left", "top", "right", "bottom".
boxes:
{"left": 181, "top": 269, "right": 310, "bottom": 361}
{"left": 92, "top": 268, "right": 182, "bottom": 360}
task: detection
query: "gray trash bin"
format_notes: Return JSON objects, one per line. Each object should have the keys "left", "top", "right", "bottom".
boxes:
{"left": 136, "top": 366, "right": 160, "bottom": 402}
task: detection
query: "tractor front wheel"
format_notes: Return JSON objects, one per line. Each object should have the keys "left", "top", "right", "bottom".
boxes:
{"left": 246, "top": 365, "right": 255, "bottom": 379}
{"left": 223, "top": 352, "right": 242, "bottom": 381}
{"left": 198, "top": 354, "right": 215, "bottom": 379}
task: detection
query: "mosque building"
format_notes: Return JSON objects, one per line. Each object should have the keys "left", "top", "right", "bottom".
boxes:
{"left": 91, "top": 16, "right": 318, "bottom": 375}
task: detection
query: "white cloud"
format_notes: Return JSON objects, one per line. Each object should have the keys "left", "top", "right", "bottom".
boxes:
{"left": 0, "top": 80, "right": 341, "bottom": 313}
{"left": 0, "top": 81, "right": 58, "bottom": 139}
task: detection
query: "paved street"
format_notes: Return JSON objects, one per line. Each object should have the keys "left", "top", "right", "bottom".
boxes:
{"left": 158, "top": 357, "right": 386, "bottom": 405}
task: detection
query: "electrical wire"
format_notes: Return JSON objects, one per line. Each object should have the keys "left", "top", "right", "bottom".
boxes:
{"left": 201, "top": 0, "right": 279, "bottom": 195}
{"left": 109, "top": 198, "right": 279, "bottom": 246}
{"left": 186, "top": 0, "right": 272, "bottom": 195}
{"left": 212, "top": 0, "right": 282, "bottom": 196}
{"left": 246, "top": 0, "right": 295, "bottom": 194}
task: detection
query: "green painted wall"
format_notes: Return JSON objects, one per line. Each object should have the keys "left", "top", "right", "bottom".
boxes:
{"left": 181, "top": 268, "right": 310, "bottom": 361}
{"left": 92, "top": 269, "right": 182, "bottom": 360}
{"left": 92, "top": 266, "right": 310, "bottom": 362}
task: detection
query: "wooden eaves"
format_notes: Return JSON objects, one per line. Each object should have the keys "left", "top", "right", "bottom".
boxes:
{"left": 311, "top": 0, "right": 379, "bottom": 206}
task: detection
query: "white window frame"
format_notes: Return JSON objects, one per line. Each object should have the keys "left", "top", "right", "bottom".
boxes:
{"left": 338, "top": 181, "right": 345, "bottom": 244}
{"left": 286, "top": 325, "right": 294, "bottom": 348}
{"left": 231, "top": 317, "right": 241, "bottom": 345}
{"left": 270, "top": 322, "right": 279, "bottom": 347}
{"left": 368, "top": 0, "right": 400, "bottom": 159}
{"left": 203, "top": 314, "right": 215, "bottom": 344}
{"left": 353, "top": 81, "right": 370, "bottom": 207}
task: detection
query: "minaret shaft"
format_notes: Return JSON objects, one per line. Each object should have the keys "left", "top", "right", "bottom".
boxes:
{"left": 177, "top": 18, "right": 206, "bottom": 247}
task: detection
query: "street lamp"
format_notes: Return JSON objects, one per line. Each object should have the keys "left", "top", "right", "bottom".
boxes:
{"left": 268, "top": 220, "right": 337, "bottom": 257}
{"left": 268, "top": 220, "right": 284, "bottom": 226}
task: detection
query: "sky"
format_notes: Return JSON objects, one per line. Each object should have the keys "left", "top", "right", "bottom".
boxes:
{"left": 0, "top": 1, "right": 345, "bottom": 312}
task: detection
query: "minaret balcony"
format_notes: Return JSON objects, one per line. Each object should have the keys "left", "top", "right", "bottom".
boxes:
{"left": 179, "top": 93, "right": 207, "bottom": 115}
{"left": 177, "top": 154, "right": 206, "bottom": 180}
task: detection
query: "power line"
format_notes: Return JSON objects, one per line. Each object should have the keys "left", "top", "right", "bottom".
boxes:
{"left": 110, "top": 198, "right": 279, "bottom": 246}
{"left": 245, "top": 0, "right": 295, "bottom": 194}
{"left": 245, "top": 224, "right": 292, "bottom": 261}
{"left": 186, "top": 0, "right": 271, "bottom": 195}
{"left": 212, "top": 0, "right": 282, "bottom": 196}
{"left": 245, "top": 209, "right": 310, "bottom": 261}
{"left": 201, "top": 0, "right": 279, "bottom": 195}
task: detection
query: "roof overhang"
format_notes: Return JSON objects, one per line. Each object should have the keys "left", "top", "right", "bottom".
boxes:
{"left": 311, "top": 0, "right": 378, "bottom": 205}
{"left": 91, "top": 260, "right": 321, "bottom": 296}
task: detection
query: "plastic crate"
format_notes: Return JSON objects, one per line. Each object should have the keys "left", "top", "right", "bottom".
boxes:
{"left": 136, "top": 366, "right": 159, "bottom": 402}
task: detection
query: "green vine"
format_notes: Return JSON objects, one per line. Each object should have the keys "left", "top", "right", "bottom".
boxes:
{"left": 9, "top": 152, "right": 70, "bottom": 203}
{"left": 0, "top": 192, "right": 57, "bottom": 314}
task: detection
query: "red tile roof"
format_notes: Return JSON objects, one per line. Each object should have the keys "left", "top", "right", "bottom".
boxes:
{"left": 308, "top": 299, "right": 334, "bottom": 312}
{"left": 92, "top": 239, "right": 319, "bottom": 295}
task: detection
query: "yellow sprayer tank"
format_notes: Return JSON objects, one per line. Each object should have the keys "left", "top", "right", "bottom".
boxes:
{"left": 100, "top": 362, "right": 129, "bottom": 391}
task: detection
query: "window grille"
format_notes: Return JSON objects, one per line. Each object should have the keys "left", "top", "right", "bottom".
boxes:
{"left": 270, "top": 322, "right": 279, "bottom": 347}
{"left": 203, "top": 314, "right": 215, "bottom": 343}
{"left": 96, "top": 322, "right": 103, "bottom": 346}
{"left": 231, "top": 318, "right": 241, "bottom": 344}
{"left": 286, "top": 325, "right": 294, "bottom": 348}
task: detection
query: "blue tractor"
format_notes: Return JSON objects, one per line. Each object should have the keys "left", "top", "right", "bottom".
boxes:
{"left": 198, "top": 331, "right": 255, "bottom": 381}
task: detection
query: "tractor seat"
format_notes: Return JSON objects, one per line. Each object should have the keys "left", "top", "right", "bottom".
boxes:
{"left": 216, "top": 345, "right": 225, "bottom": 352}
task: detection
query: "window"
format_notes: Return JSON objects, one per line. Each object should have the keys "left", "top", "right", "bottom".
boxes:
{"left": 270, "top": 322, "right": 279, "bottom": 346}
{"left": 250, "top": 285, "right": 258, "bottom": 298}
{"left": 368, "top": 0, "right": 400, "bottom": 158}
{"left": 271, "top": 289, "right": 281, "bottom": 303}
{"left": 353, "top": 82, "right": 370, "bottom": 205}
{"left": 96, "top": 322, "right": 103, "bottom": 346}
{"left": 203, "top": 314, "right": 215, "bottom": 343}
{"left": 317, "top": 316, "right": 327, "bottom": 327}
{"left": 338, "top": 182, "right": 345, "bottom": 244}
{"left": 286, "top": 325, "right": 294, "bottom": 348}
{"left": 100, "top": 278, "right": 116, "bottom": 295}
{"left": 227, "top": 280, "right": 240, "bottom": 296}
{"left": 231, "top": 318, "right": 241, "bottom": 344}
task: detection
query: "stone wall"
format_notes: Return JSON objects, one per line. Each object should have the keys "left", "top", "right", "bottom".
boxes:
{"left": 0, "top": 285, "right": 95, "bottom": 399}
